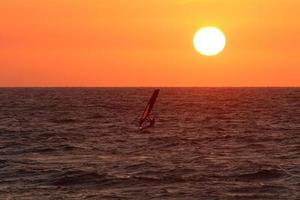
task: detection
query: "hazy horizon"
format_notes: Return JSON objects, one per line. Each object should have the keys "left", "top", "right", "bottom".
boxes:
{"left": 0, "top": 85, "right": 300, "bottom": 88}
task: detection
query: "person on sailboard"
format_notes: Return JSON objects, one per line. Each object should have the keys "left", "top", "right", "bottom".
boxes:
{"left": 139, "top": 89, "right": 160, "bottom": 131}
{"left": 148, "top": 117, "right": 155, "bottom": 127}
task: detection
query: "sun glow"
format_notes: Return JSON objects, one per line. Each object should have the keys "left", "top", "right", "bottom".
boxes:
{"left": 193, "top": 27, "right": 226, "bottom": 56}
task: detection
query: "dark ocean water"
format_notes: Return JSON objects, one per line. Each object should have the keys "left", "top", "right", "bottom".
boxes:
{"left": 0, "top": 88, "right": 299, "bottom": 200}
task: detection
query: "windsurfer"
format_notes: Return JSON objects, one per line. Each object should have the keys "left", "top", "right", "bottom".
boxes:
{"left": 139, "top": 89, "right": 160, "bottom": 131}
{"left": 148, "top": 116, "right": 155, "bottom": 127}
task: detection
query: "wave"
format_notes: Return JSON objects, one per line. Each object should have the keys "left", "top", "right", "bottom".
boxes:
{"left": 51, "top": 118, "right": 78, "bottom": 124}
{"left": 235, "top": 169, "right": 284, "bottom": 181}
{"left": 86, "top": 114, "right": 104, "bottom": 119}
{"left": 51, "top": 170, "right": 110, "bottom": 186}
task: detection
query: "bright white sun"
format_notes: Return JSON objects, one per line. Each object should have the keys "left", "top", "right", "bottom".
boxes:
{"left": 193, "top": 27, "right": 226, "bottom": 56}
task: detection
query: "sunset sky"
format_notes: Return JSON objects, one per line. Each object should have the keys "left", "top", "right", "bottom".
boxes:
{"left": 1, "top": 0, "right": 300, "bottom": 87}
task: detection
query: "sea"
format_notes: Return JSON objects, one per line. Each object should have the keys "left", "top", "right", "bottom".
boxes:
{"left": 0, "top": 88, "right": 299, "bottom": 200}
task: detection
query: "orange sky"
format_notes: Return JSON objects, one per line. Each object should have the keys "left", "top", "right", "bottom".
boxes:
{"left": 1, "top": 0, "right": 300, "bottom": 87}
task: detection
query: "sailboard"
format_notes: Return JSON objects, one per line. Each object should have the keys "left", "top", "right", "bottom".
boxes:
{"left": 139, "top": 89, "right": 160, "bottom": 127}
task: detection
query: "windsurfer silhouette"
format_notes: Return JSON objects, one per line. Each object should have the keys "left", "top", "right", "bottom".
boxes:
{"left": 148, "top": 116, "right": 155, "bottom": 127}
{"left": 139, "top": 89, "right": 160, "bottom": 131}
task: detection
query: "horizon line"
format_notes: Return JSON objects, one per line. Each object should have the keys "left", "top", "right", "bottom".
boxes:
{"left": 0, "top": 86, "right": 299, "bottom": 88}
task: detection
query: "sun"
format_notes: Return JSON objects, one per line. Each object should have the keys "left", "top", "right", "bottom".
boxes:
{"left": 193, "top": 27, "right": 226, "bottom": 56}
